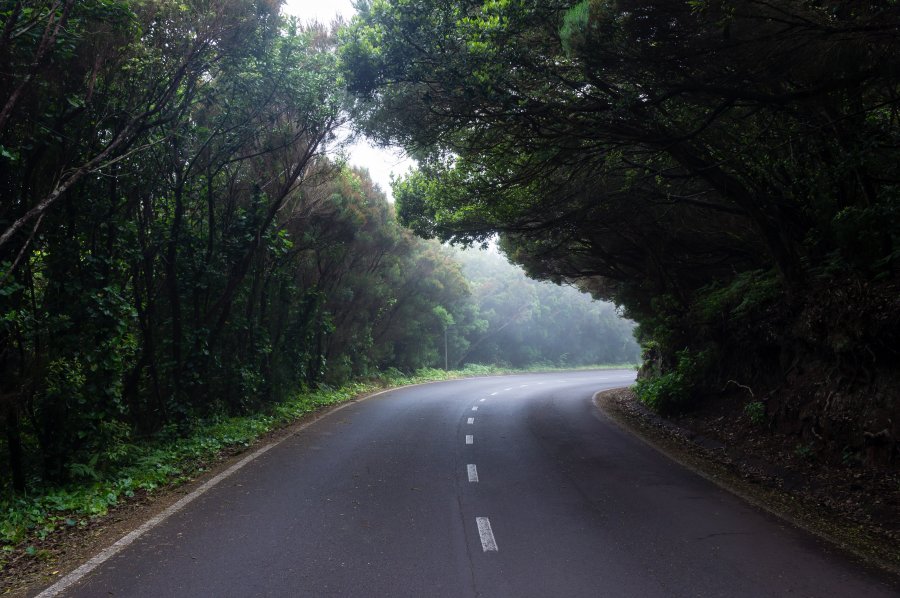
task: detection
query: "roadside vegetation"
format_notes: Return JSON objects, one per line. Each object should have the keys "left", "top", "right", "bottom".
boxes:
{"left": 0, "top": 363, "right": 633, "bottom": 574}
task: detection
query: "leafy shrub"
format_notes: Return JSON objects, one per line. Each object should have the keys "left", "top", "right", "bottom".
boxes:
{"left": 831, "top": 204, "right": 898, "bottom": 273}
{"left": 460, "top": 363, "right": 503, "bottom": 375}
{"left": 744, "top": 400, "right": 766, "bottom": 425}
{"left": 633, "top": 294, "right": 684, "bottom": 356}
{"left": 634, "top": 350, "right": 706, "bottom": 414}
{"left": 695, "top": 269, "right": 781, "bottom": 323}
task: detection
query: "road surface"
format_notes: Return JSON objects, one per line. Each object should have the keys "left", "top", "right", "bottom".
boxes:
{"left": 48, "top": 371, "right": 896, "bottom": 597}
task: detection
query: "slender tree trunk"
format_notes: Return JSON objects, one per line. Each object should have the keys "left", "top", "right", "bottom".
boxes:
{"left": 3, "top": 399, "right": 26, "bottom": 493}
{"left": 166, "top": 173, "right": 185, "bottom": 396}
{"left": 136, "top": 198, "right": 169, "bottom": 425}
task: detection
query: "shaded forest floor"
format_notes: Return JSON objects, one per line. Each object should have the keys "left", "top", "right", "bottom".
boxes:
{"left": 597, "top": 387, "right": 900, "bottom": 578}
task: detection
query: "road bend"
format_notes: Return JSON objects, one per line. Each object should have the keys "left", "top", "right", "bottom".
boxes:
{"left": 51, "top": 370, "right": 897, "bottom": 597}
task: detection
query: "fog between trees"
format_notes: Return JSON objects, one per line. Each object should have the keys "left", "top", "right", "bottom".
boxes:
{"left": 451, "top": 246, "right": 639, "bottom": 368}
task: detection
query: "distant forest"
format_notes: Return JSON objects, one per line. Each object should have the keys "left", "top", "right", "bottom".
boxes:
{"left": 453, "top": 247, "right": 638, "bottom": 368}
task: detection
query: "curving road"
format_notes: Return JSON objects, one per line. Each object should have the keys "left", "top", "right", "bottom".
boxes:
{"left": 48, "top": 371, "right": 896, "bottom": 597}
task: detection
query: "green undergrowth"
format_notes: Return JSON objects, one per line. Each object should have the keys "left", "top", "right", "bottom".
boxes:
{"left": 0, "top": 382, "right": 374, "bottom": 567}
{"left": 1, "top": 364, "right": 633, "bottom": 568}
{"left": 633, "top": 350, "right": 710, "bottom": 415}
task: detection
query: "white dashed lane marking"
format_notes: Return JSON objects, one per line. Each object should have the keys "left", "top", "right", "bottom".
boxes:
{"left": 466, "top": 435, "right": 474, "bottom": 445}
{"left": 472, "top": 406, "right": 478, "bottom": 411}
{"left": 467, "top": 417, "right": 475, "bottom": 424}
{"left": 467, "top": 464, "right": 479, "bottom": 483}
{"left": 490, "top": 392, "right": 498, "bottom": 396}
{"left": 476, "top": 517, "right": 498, "bottom": 551}
{"left": 480, "top": 398, "right": 487, "bottom": 402}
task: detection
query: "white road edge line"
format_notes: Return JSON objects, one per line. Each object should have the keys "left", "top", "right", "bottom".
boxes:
{"left": 35, "top": 384, "right": 402, "bottom": 598}
{"left": 35, "top": 443, "right": 277, "bottom": 598}
{"left": 467, "top": 417, "right": 475, "bottom": 424}
{"left": 466, "top": 434, "right": 474, "bottom": 445}
{"left": 467, "top": 464, "right": 479, "bottom": 483}
{"left": 476, "top": 517, "right": 498, "bottom": 551}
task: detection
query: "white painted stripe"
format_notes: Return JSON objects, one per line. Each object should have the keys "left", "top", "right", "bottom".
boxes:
{"left": 472, "top": 406, "right": 478, "bottom": 411}
{"left": 467, "top": 417, "right": 475, "bottom": 424}
{"left": 36, "top": 442, "right": 279, "bottom": 598}
{"left": 34, "top": 383, "right": 406, "bottom": 598}
{"left": 467, "top": 464, "right": 479, "bottom": 482}
{"left": 476, "top": 517, "right": 498, "bottom": 551}
{"left": 466, "top": 435, "right": 474, "bottom": 445}
{"left": 504, "top": 387, "right": 512, "bottom": 391}
{"left": 520, "top": 385, "right": 529, "bottom": 388}
{"left": 480, "top": 398, "right": 486, "bottom": 402}
{"left": 490, "top": 392, "right": 498, "bottom": 396}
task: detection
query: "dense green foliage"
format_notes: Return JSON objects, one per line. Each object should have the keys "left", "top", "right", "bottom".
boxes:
{"left": 0, "top": 1, "right": 461, "bottom": 497}
{"left": 342, "top": 1, "right": 900, "bottom": 462}
{"left": 0, "top": 0, "right": 639, "bottom": 507}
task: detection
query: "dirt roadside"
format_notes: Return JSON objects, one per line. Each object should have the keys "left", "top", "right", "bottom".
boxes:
{"left": 596, "top": 387, "right": 900, "bottom": 579}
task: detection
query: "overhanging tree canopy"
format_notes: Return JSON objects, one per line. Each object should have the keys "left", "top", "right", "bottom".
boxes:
{"left": 341, "top": 0, "right": 900, "bottom": 455}
{"left": 342, "top": 0, "right": 898, "bottom": 293}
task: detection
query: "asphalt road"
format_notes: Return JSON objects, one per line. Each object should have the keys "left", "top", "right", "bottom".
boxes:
{"left": 51, "top": 371, "right": 896, "bottom": 597}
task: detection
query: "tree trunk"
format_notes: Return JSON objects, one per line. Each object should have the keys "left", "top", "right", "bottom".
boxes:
{"left": 3, "top": 399, "right": 26, "bottom": 493}
{"left": 166, "top": 175, "right": 185, "bottom": 396}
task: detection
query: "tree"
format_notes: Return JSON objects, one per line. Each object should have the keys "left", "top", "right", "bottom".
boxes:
{"left": 341, "top": 0, "right": 900, "bottom": 459}
{"left": 0, "top": 3, "right": 350, "bottom": 489}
